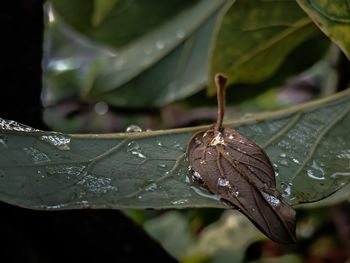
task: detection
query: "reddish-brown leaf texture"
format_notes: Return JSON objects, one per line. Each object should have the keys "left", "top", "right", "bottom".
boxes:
{"left": 186, "top": 74, "right": 296, "bottom": 244}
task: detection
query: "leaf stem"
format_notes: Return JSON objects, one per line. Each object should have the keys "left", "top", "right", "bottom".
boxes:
{"left": 215, "top": 73, "right": 227, "bottom": 132}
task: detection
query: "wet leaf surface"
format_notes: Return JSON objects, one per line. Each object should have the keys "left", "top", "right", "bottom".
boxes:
{"left": 297, "top": 0, "right": 350, "bottom": 59}
{"left": 0, "top": 89, "right": 350, "bottom": 211}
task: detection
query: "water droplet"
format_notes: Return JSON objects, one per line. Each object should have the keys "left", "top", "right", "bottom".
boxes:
{"left": 280, "top": 153, "right": 286, "bottom": 158}
{"left": 273, "top": 164, "right": 279, "bottom": 177}
{"left": 171, "top": 199, "right": 188, "bottom": 205}
{"left": 138, "top": 195, "right": 143, "bottom": 199}
{"left": 228, "top": 135, "right": 234, "bottom": 140}
{"left": 307, "top": 169, "right": 325, "bottom": 180}
{"left": 185, "top": 175, "right": 190, "bottom": 184}
{"left": 176, "top": 29, "right": 185, "bottom": 39}
{"left": 218, "top": 177, "right": 230, "bottom": 187}
{"left": 127, "top": 141, "right": 147, "bottom": 159}
{"left": 77, "top": 174, "right": 117, "bottom": 193}
{"left": 145, "top": 183, "right": 157, "bottom": 192}
{"left": 190, "top": 186, "right": 221, "bottom": 201}
{"left": 158, "top": 163, "right": 166, "bottom": 168}
{"left": 330, "top": 172, "right": 350, "bottom": 178}
{"left": 280, "top": 182, "right": 292, "bottom": 197}
{"left": 0, "top": 135, "right": 8, "bottom": 148}
{"left": 173, "top": 143, "right": 183, "bottom": 151}
{"left": 0, "top": 118, "right": 40, "bottom": 132}
{"left": 210, "top": 132, "right": 224, "bottom": 146}
{"left": 262, "top": 192, "right": 280, "bottom": 207}
{"left": 156, "top": 41, "right": 165, "bottom": 50}
{"left": 40, "top": 134, "right": 71, "bottom": 150}
{"left": 278, "top": 159, "right": 289, "bottom": 166}
{"left": 23, "top": 147, "right": 51, "bottom": 164}
{"left": 292, "top": 157, "right": 300, "bottom": 164}
{"left": 195, "top": 137, "right": 202, "bottom": 145}
{"left": 126, "top": 125, "right": 142, "bottom": 133}
{"left": 193, "top": 171, "right": 202, "bottom": 180}
{"left": 94, "top": 101, "right": 109, "bottom": 115}
{"left": 200, "top": 160, "right": 206, "bottom": 165}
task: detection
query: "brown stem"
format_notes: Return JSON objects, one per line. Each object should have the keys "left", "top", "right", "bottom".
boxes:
{"left": 214, "top": 73, "right": 227, "bottom": 132}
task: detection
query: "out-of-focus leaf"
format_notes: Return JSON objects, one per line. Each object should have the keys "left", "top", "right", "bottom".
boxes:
{"left": 144, "top": 211, "right": 191, "bottom": 259}
{"left": 297, "top": 0, "right": 350, "bottom": 59}
{"left": 183, "top": 211, "right": 260, "bottom": 261}
{"left": 209, "top": 0, "right": 324, "bottom": 96}
{"left": 1, "top": 89, "right": 350, "bottom": 210}
{"left": 44, "top": 0, "right": 228, "bottom": 107}
{"left": 92, "top": 0, "right": 120, "bottom": 27}
{"left": 50, "top": 0, "right": 199, "bottom": 48}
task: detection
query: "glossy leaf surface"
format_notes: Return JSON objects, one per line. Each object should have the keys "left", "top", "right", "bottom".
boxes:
{"left": 0, "top": 90, "right": 350, "bottom": 210}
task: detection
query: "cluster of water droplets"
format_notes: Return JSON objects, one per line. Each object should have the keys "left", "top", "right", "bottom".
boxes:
{"left": 77, "top": 174, "right": 117, "bottom": 193}
{"left": 23, "top": 147, "right": 51, "bottom": 164}
{"left": 46, "top": 165, "right": 86, "bottom": 179}
{"left": 0, "top": 118, "right": 40, "bottom": 132}
{"left": 262, "top": 192, "right": 280, "bottom": 207}
{"left": 40, "top": 134, "right": 71, "bottom": 150}
{"left": 127, "top": 141, "right": 147, "bottom": 159}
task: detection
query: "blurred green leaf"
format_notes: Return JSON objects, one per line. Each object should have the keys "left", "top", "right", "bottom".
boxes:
{"left": 50, "top": 0, "right": 199, "bottom": 48}
{"left": 92, "top": 0, "right": 120, "bottom": 27}
{"left": 45, "top": 0, "right": 229, "bottom": 107}
{"left": 297, "top": 0, "right": 350, "bottom": 59}
{"left": 0, "top": 89, "right": 350, "bottom": 210}
{"left": 184, "top": 211, "right": 260, "bottom": 261}
{"left": 209, "top": 0, "right": 325, "bottom": 96}
{"left": 144, "top": 211, "right": 191, "bottom": 259}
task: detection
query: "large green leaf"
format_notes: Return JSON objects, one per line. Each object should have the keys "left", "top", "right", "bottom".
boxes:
{"left": 1, "top": 89, "right": 350, "bottom": 210}
{"left": 44, "top": 0, "right": 228, "bottom": 107}
{"left": 209, "top": 0, "right": 325, "bottom": 96}
{"left": 297, "top": 0, "right": 350, "bottom": 59}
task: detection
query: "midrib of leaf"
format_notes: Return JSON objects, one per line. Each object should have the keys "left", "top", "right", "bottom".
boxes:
{"left": 225, "top": 17, "right": 312, "bottom": 83}
{"left": 69, "top": 87, "right": 350, "bottom": 139}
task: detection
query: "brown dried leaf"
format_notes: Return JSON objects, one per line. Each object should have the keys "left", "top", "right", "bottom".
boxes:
{"left": 186, "top": 74, "right": 296, "bottom": 244}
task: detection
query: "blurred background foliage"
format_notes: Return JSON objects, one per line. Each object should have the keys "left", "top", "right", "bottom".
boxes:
{"left": 42, "top": 0, "right": 349, "bottom": 262}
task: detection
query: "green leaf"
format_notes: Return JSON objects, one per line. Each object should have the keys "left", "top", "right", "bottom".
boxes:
{"left": 1, "top": 89, "right": 350, "bottom": 210}
{"left": 296, "top": 0, "right": 350, "bottom": 59}
{"left": 45, "top": 0, "right": 229, "bottom": 107}
{"left": 92, "top": 0, "right": 120, "bottom": 27}
{"left": 50, "top": 0, "right": 200, "bottom": 48}
{"left": 209, "top": 0, "right": 324, "bottom": 96}
{"left": 144, "top": 211, "right": 191, "bottom": 259}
